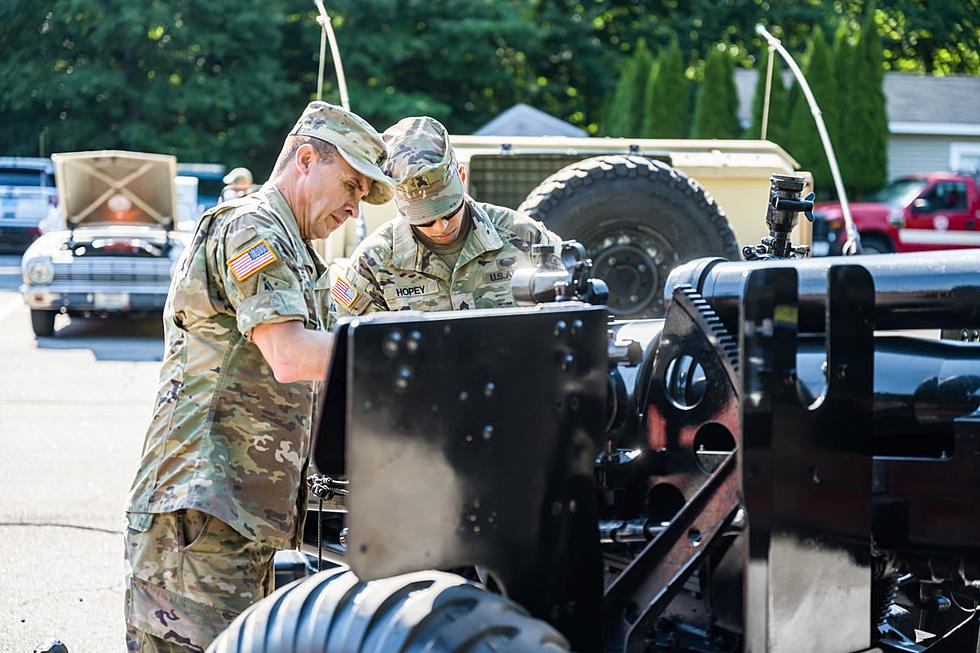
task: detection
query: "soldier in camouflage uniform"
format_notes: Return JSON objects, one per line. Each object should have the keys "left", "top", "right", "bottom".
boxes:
{"left": 330, "top": 116, "right": 562, "bottom": 317}
{"left": 123, "top": 102, "right": 394, "bottom": 652}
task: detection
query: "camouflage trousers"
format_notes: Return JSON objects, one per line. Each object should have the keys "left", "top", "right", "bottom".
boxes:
{"left": 123, "top": 509, "right": 276, "bottom": 652}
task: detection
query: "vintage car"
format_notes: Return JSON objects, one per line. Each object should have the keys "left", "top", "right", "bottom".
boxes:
{"left": 0, "top": 156, "right": 57, "bottom": 253}
{"left": 20, "top": 150, "right": 190, "bottom": 337}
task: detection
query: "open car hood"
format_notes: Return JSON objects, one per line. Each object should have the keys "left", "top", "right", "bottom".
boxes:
{"left": 52, "top": 150, "right": 177, "bottom": 229}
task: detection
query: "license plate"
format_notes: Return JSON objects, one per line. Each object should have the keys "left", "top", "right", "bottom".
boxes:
{"left": 94, "top": 292, "right": 130, "bottom": 310}
{"left": 812, "top": 241, "right": 830, "bottom": 257}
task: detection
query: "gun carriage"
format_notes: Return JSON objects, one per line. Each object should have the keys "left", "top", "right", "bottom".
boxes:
{"left": 211, "top": 176, "right": 980, "bottom": 653}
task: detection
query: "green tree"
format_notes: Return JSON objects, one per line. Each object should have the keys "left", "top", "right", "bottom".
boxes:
{"left": 601, "top": 39, "right": 654, "bottom": 136}
{"left": 784, "top": 26, "right": 840, "bottom": 197}
{"left": 843, "top": 12, "right": 889, "bottom": 196}
{"left": 642, "top": 35, "right": 689, "bottom": 138}
{"left": 310, "top": 0, "right": 537, "bottom": 135}
{"left": 521, "top": 0, "right": 613, "bottom": 134}
{"left": 749, "top": 46, "right": 790, "bottom": 146}
{"left": 0, "top": 0, "right": 299, "bottom": 168}
{"left": 690, "top": 46, "right": 740, "bottom": 139}
{"left": 833, "top": 25, "right": 858, "bottom": 187}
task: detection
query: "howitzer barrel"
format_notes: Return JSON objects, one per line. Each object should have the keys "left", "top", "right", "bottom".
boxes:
{"left": 795, "top": 335, "right": 980, "bottom": 455}
{"left": 665, "top": 249, "right": 980, "bottom": 331}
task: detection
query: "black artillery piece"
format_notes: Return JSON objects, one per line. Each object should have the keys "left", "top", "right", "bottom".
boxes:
{"left": 209, "top": 174, "right": 980, "bottom": 653}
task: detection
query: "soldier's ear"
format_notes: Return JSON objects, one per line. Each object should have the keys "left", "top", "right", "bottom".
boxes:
{"left": 295, "top": 144, "right": 317, "bottom": 174}
{"left": 459, "top": 164, "right": 467, "bottom": 184}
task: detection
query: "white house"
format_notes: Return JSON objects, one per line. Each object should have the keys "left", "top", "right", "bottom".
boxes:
{"left": 735, "top": 70, "right": 980, "bottom": 180}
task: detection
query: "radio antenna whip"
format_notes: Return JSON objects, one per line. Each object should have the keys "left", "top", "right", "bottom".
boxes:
{"left": 314, "top": 0, "right": 351, "bottom": 110}
{"left": 755, "top": 24, "right": 859, "bottom": 255}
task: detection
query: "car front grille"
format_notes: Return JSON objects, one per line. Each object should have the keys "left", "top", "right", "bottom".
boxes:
{"left": 53, "top": 257, "right": 172, "bottom": 284}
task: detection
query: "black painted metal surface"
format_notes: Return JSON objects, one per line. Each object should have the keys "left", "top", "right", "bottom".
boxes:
{"left": 338, "top": 304, "right": 608, "bottom": 652}
{"left": 603, "top": 286, "right": 742, "bottom": 653}
{"left": 739, "top": 265, "right": 875, "bottom": 653}
{"left": 666, "top": 249, "right": 980, "bottom": 331}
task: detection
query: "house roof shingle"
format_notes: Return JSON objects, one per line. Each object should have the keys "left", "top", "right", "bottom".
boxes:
{"left": 735, "top": 69, "right": 980, "bottom": 133}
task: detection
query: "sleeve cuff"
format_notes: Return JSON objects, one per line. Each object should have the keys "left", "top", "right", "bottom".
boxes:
{"left": 236, "top": 289, "right": 309, "bottom": 341}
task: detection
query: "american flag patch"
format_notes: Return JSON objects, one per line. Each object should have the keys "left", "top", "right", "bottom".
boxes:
{"left": 331, "top": 276, "right": 360, "bottom": 308}
{"left": 227, "top": 239, "right": 277, "bottom": 281}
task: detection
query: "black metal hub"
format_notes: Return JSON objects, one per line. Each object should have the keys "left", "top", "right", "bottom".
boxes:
{"left": 588, "top": 226, "right": 674, "bottom": 316}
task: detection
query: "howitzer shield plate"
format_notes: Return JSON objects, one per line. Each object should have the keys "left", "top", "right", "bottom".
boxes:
{"left": 329, "top": 304, "right": 607, "bottom": 642}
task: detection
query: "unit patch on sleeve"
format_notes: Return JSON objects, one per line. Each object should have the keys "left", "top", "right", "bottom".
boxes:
{"left": 332, "top": 276, "right": 360, "bottom": 308}
{"left": 227, "top": 239, "right": 278, "bottom": 282}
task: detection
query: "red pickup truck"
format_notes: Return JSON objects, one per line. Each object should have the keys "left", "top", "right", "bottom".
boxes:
{"left": 812, "top": 172, "right": 980, "bottom": 254}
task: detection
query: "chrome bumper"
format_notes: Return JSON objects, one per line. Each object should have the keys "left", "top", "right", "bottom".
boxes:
{"left": 20, "top": 281, "right": 170, "bottom": 312}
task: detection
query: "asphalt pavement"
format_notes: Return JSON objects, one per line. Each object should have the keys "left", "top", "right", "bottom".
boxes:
{"left": 0, "top": 254, "right": 164, "bottom": 652}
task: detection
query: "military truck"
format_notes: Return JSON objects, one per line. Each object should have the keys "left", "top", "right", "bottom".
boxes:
{"left": 322, "top": 137, "right": 812, "bottom": 317}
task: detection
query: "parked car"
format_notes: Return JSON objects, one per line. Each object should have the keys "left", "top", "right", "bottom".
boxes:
{"left": 20, "top": 150, "right": 190, "bottom": 337}
{"left": 812, "top": 172, "right": 980, "bottom": 255}
{"left": 175, "top": 161, "right": 226, "bottom": 218}
{"left": 0, "top": 157, "right": 57, "bottom": 253}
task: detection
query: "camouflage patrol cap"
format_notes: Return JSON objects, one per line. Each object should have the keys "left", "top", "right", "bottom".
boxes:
{"left": 289, "top": 101, "right": 395, "bottom": 205}
{"left": 223, "top": 167, "right": 253, "bottom": 186}
{"left": 382, "top": 116, "right": 465, "bottom": 224}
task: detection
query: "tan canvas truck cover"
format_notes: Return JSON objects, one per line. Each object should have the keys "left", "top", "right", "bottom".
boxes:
{"left": 52, "top": 150, "right": 177, "bottom": 229}
{"left": 322, "top": 137, "right": 812, "bottom": 264}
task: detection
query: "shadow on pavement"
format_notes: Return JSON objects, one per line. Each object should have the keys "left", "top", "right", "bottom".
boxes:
{"left": 36, "top": 315, "right": 165, "bottom": 362}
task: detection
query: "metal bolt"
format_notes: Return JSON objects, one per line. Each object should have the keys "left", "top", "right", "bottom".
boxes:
{"left": 554, "top": 320, "right": 568, "bottom": 337}
{"left": 362, "top": 400, "right": 373, "bottom": 410}
{"left": 571, "top": 318, "right": 584, "bottom": 335}
{"left": 810, "top": 466, "right": 821, "bottom": 484}
{"left": 394, "top": 365, "right": 412, "bottom": 392}
{"left": 383, "top": 330, "right": 403, "bottom": 358}
{"left": 688, "top": 529, "right": 702, "bottom": 547}
{"left": 561, "top": 353, "right": 575, "bottom": 371}
{"left": 836, "top": 363, "right": 848, "bottom": 380}
{"left": 484, "top": 382, "right": 495, "bottom": 398}
{"left": 405, "top": 330, "right": 422, "bottom": 354}
{"left": 458, "top": 390, "right": 469, "bottom": 401}
{"left": 482, "top": 425, "right": 494, "bottom": 440}
{"left": 608, "top": 257, "right": 617, "bottom": 266}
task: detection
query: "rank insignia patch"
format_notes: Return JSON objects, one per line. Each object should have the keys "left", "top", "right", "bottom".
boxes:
{"left": 332, "top": 276, "right": 360, "bottom": 308}
{"left": 227, "top": 240, "right": 278, "bottom": 281}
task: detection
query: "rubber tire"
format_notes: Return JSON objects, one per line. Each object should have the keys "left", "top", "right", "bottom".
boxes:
{"left": 518, "top": 155, "right": 739, "bottom": 318}
{"left": 859, "top": 233, "right": 894, "bottom": 254}
{"left": 30, "top": 309, "right": 56, "bottom": 337}
{"left": 207, "top": 567, "right": 570, "bottom": 653}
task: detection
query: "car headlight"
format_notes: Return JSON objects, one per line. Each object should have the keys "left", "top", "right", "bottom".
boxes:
{"left": 25, "top": 257, "right": 55, "bottom": 285}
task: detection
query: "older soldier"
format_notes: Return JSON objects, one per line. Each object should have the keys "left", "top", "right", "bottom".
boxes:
{"left": 330, "top": 116, "right": 561, "bottom": 317}
{"left": 123, "top": 101, "right": 393, "bottom": 652}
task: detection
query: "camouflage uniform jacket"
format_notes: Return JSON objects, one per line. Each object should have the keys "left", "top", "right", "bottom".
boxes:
{"left": 127, "top": 184, "right": 328, "bottom": 548}
{"left": 332, "top": 199, "right": 561, "bottom": 316}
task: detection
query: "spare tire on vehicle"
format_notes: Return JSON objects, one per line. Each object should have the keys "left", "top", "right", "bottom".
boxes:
{"left": 518, "top": 155, "right": 739, "bottom": 318}
{"left": 208, "top": 567, "right": 569, "bottom": 653}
